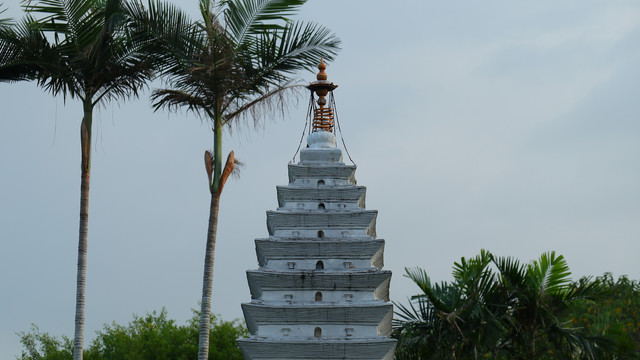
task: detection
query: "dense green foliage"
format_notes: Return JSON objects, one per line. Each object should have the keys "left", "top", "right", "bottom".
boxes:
{"left": 570, "top": 274, "right": 640, "bottom": 359}
{"left": 17, "top": 309, "right": 247, "bottom": 360}
{"left": 393, "top": 250, "right": 616, "bottom": 360}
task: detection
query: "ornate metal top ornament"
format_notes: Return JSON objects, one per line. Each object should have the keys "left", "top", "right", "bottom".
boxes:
{"left": 307, "top": 58, "right": 338, "bottom": 133}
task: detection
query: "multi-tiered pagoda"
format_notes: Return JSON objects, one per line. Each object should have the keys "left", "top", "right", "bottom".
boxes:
{"left": 238, "top": 61, "right": 396, "bottom": 360}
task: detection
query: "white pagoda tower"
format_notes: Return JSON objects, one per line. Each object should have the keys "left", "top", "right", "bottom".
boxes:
{"left": 238, "top": 60, "right": 396, "bottom": 360}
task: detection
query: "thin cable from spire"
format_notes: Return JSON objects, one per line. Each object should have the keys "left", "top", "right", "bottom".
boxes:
{"left": 330, "top": 92, "right": 356, "bottom": 165}
{"left": 292, "top": 91, "right": 315, "bottom": 162}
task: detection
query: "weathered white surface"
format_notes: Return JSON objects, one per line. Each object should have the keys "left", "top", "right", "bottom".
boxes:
{"left": 300, "top": 133, "right": 342, "bottom": 163}
{"left": 276, "top": 185, "right": 366, "bottom": 209}
{"left": 266, "top": 210, "right": 378, "bottom": 237}
{"left": 246, "top": 270, "right": 391, "bottom": 301}
{"left": 256, "top": 324, "right": 380, "bottom": 338}
{"left": 265, "top": 258, "right": 373, "bottom": 271}
{"left": 254, "top": 238, "right": 385, "bottom": 269}
{"left": 287, "top": 163, "right": 356, "bottom": 185}
{"left": 258, "top": 289, "right": 376, "bottom": 303}
{"left": 237, "top": 338, "right": 397, "bottom": 360}
{"left": 242, "top": 303, "right": 393, "bottom": 336}
{"left": 300, "top": 147, "right": 343, "bottom": 163}
{"left": 307, "top": 131, "right": 337, "bottom": 148}
{"left": 240, "top": 142, "right": 396, "bottom": 359}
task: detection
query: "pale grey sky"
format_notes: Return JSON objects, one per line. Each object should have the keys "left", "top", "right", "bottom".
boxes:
{"left": 1, "top": 0, "right": 640, "bottom": 358}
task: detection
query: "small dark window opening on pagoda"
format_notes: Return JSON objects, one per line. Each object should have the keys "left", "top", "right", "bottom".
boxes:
{"left": 318, "top": 203, "right": 325, "bottom": 210}
{"left": 317, "top": 179, "right": 325, "bottom": 186}
{"left": 315, "top": 291, "right": 323, "bottom": 302}
{"left": 314, "top": 327, "right": 322, "bottom": 337}
{"left": 318, "top": 230, "right": 324, "bottom": 238}
{"left": 316, "top": 260, "right": 324, "bottom": 270}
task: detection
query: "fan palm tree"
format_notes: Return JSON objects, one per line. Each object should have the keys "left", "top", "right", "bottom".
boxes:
{"left": 394, "top": 250, "right": 505, "bottom": 360}
{"left": 0, "top": 1, "right": 163, "bottom": 358}
{"left": 493, "top": 251, "right": 605, "bottom": 359}
{"left": 149, "top": 1, "right": 340, "bottom": 358}
{"left": 395, "top": 251, "right": 605, "bottom": 360}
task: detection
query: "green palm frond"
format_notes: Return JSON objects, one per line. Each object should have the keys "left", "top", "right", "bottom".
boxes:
{"left": 256, "top": 21, "right": 340, "bottom": 78}
{"left": 23, "top": 0, "right": 95, "bottom": 40}
{"left": 1, "top": 4, "right": 12, "bottom": 26}
{"left": 452, "top": 249, "right": 493, "bottom": 292}
{"left": 0, "top": 15, "right": 53, "bottom": 82}
{"left": 529, "top": 251, "right": 571, "bottom": 296}
{"left": 394, "top": 297, "right": 437, "bottom": 325}
{"left": 128, "top": 0, "right": 196, "bottom": 76}
{"left": 151, "top": 88, "right": 214, "bottom": 119}
{"left": 492, "top": 254, "right": 527, "bottom": 290}
{"left": 224, "top": 0, "right": 305, "bottom": 46}
{"left": 563, "top": 276, "right": 601, "bottom": 303}
{"left": 405, "top": 267, "right": 455, "bottom": 314}
{"left": 4, "top": 0, "right": 159, "bottom": 104}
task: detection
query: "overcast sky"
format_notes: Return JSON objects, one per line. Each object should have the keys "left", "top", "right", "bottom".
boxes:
{"left": 2, "top": 0, "right": 640, "bottom": 358}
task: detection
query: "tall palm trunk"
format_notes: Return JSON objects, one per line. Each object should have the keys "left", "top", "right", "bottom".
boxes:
{"left": 198, "top": 191, "right": 221, "bottom": 360}
{"left": 74, "top": 101, "right": 92, "bottom": 360}
{"left": 198, "top": 112, "right": 224, "bottom": 360}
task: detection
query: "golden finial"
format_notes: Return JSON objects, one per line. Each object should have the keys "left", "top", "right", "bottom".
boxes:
{"left": 317, "top": 58, "right": 327, "bottom": 81}
{"left": 306, "top": 59, "right": 338, "bottom": 132}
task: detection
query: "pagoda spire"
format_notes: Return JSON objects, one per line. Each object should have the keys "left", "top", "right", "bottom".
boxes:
{"left": 307, "top": 58, "right": 338, "bottom": 133}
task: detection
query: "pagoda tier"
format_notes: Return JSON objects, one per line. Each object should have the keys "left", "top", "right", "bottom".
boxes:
{"left": 266, "top": 210, "right": 378, "bottom": 238}
{"left": 254, "top": 238, "right": 385, "bottom": 268}
{"left": 239, "top": 62, "right": 395, "bottom": 359}
{"left": 246, "top": 269, "right": 391, "bottom": 301}
{"left": 242, "top": 303, "right": 393, "bottom": 337}
{"left": 276, "top": 185, "right": 366, "bottom": 209}
{"left": 237, "top": 338, "right": 396, "bottom": 360}
{"left": 287, "top": 163, "right": 357, "bottom": 185}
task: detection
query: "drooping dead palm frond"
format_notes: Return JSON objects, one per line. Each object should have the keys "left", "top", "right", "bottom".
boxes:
{"left": 204, "top": 150, "right": 214, "bottom": 187}
{"left": 230, "top": 157, "right": 243, "bottom": 179}
{"left": 223, "top": 80, "right": 301, "bottom": 129}
{"left": 204, "top": 149, "right": 243, "bottom": 191}
{"left": 216, "top": 150, "right": 234, "bottom": 193}
{"left": 152, "top": 88, "right": 215, "bottom": 119}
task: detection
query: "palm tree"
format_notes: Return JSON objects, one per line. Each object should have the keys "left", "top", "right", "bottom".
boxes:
{"left": 0, "top": 1, "right": 161, "bottom": 358}
{"left": 493, "top": 252, "right": 604, "bottom": 359}
{"left": 149, "top": 1, "right": 340, "bottom": 358}
{"left": 395, "top": 251, "right": 605, "bottom": 360}
{"left": 394, "top": 250, "right": 505, "bottom": 360}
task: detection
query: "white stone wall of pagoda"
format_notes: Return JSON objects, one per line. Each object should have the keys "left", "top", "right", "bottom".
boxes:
{"left": 238, "top": 135, "right": 396, "bottom": 360}
{"left": 238, "top": 60, "right": 395, "bottom": 360}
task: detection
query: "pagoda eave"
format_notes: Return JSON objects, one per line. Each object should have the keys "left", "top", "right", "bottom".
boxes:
{"left": 266, "top": 210, "right": 378, "bottom": 237}
{"left": 255, "top": 238, "right": 385, "bottom": 268}
{"left": 247, "top": 270, "right": 391, "bottom": 301}
{"left": 242, "top": 303, "right": 393, "bottom": 335}
{"left": 237, "top": 337, "right": 396, "bottom": 360}
{"left": 276, "top": 185, "right": 367, "bottom": 208}
{"left": 288, "top": 163, "right": 357, "bottom": 184}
